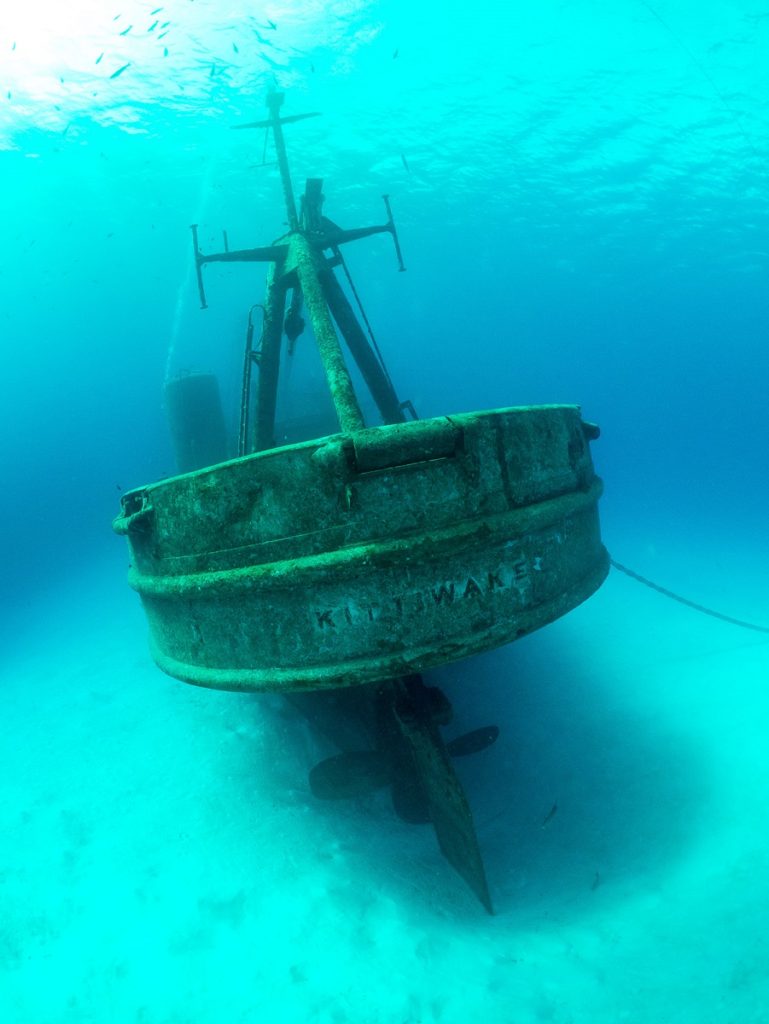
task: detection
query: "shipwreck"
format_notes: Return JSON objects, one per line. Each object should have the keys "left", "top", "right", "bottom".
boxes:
{"left": 114, "top": 93, "right": 609, "bottom": 912}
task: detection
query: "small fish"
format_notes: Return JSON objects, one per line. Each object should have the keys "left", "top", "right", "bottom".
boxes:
{"left": 232, "top": 42, "right": 239, "bottom": 53}
{"left": 259, "top": 50, "right": 282, "bottom": 69}
{"left": 95, "top": 52, "right": 104, "bottom": 64}
{"left": 151, "top": 5, "right": 163, "bottom": 12}
{"left": 110, "top": 63, "right": 131, "bottom": 79}
{"left": 113, "top": 13, "right": 121, "bottom": 21}
{"left": 160, "top": 21, "right": 170, "bottom": 28}
{"left": 119, "top": 24, "right": 133, "bottom": 36}
{"left": 12, "top": 41, "right": 16, "bottom": 51}
{"left": 393, "top": 47, "right": 399, "bottom": 58}
{"left": 158, "top": 30, "right": 169, "bottom": 40}
{"left": 400, "top": 152, "right": 410, "bottom": 174}
{"left": 541, "top": 801, "right": 558, "bottom": 828}
{"left": 591, "top": 871, "right": 601, "bottom": 891}
{"left": 266, "top": 18, "right": 277, "bottom": 29}
{"left": 148, "top": 20, "right": 158, "bottom": 32}
{"left": 116, "top": 483, "right": 122, "bottom": 491}
{"left": 163, "top": 47, "right": 168, "bottom": 56}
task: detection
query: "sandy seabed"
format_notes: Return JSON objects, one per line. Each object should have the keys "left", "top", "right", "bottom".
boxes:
{"left": 2, "top": 528, "right": 768, "bottom": 1024}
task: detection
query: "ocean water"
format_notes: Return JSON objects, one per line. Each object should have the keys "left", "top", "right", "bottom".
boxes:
{"left": 2, "top": 1, "right": 768, "bottom": 1021}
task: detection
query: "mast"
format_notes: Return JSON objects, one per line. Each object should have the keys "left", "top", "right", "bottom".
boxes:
{"left": 191, "top": 91, "right": 409, "bottom": 450}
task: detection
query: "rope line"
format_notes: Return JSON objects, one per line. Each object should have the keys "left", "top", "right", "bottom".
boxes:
{"left": 336, "top": 250, "right": 395, "bottom": 391}
{"left": 610, "top": 559, "right": 769, "bottom": 634}
{"left": 637, "top": 0, "right": 759, "bottom": 159}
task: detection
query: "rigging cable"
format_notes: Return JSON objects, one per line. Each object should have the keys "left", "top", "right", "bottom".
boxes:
{"left": 610, "top": 559, "right": 769, "bottom": 635}
{"left": 335, "top": 248, "right": 396, "bottom": 392}
{"left": 637, "top": 0, "right": 759, "bottom": 159}
{"left": 614, "top": 13, "right": 764, "bottom": 634}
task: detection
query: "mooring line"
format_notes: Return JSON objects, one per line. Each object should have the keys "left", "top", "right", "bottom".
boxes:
{"left": 610, "top": 559, "right": 769, "bottom": 635}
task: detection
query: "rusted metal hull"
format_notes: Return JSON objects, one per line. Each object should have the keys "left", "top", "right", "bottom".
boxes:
{"left": 114, "top": 405, "right": 608, "bottom": 692}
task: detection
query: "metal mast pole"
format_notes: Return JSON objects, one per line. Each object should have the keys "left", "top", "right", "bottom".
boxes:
{"left": 265, "top": 92, "right": 300, "bottom": 232}
{"left": 263, "top": 93, "right": 365, "bottom": 434}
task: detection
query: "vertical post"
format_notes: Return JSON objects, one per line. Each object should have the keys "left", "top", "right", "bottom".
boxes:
{"left": 290, "top": 234, "right": 365, "bottom": 434}
{"left": 266, "top": 93, "right": 300, "bottom": 232}
{"left": 321, "top": 268, "right": 405, "bottom": 425}
{"left": 238, "top": 308, "right": 257, "bottom": 456}
{"left": 254, "top": 257, "right": 289, "bottom": 451}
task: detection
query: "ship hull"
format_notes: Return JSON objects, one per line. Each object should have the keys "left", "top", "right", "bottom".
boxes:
{"left": 114, "top": 406, "right": 608, "bottom": 691}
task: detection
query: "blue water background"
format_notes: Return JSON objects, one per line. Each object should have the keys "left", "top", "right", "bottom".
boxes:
{"left": 1, "top": 2, "right": 768, "bottom": 1020}
{"left": 2, "top": 0, "right": 767, "bottom": 607}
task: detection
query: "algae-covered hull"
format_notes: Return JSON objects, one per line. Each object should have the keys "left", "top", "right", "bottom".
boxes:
{"left": 114, "top": 405, "right": 608, "bottom": 692}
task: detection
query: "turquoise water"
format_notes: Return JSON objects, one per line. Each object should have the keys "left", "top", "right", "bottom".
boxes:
{"left": 2, "top": 2, "right": 768, "bottom": 1021}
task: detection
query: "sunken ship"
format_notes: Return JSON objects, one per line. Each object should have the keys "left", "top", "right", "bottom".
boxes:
{"left": 114, "top": 93, "right": 609, "bottom": 912}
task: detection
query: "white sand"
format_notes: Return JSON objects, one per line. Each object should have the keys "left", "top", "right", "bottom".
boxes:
{"left": 2, "top": 533, "right": 768, "bottom": 1023}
